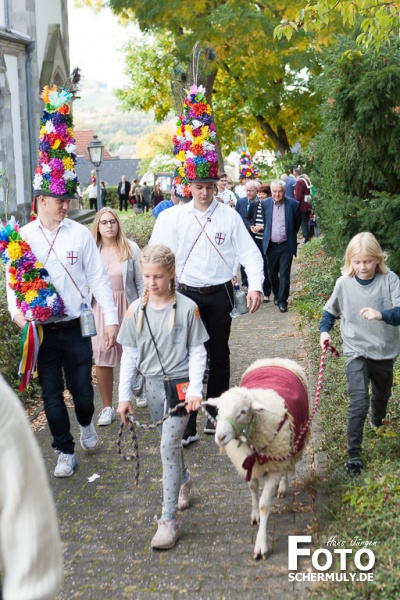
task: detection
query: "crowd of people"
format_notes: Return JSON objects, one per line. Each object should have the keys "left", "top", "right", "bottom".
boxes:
{"left": 2, "top": 80, "right": 398, "bottom": 597}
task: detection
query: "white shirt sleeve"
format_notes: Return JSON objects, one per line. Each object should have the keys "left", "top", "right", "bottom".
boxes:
{"left": 186, "top": 343, "right": 207, "bottom": 398}
{"left": 0, "top": 375, "right": 62, "bottom": 600}
{"left": 118, "top": 345, "right": 139, "bottom": 402}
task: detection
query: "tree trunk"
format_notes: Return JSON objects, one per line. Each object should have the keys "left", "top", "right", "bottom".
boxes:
{"left": 255, "top": 115, "right": 291, "bottom": 154}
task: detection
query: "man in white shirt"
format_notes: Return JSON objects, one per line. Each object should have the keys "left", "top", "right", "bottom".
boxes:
{"left": 7, "top": 192, "right": 119, "bottom": 478}
{"left": 215, "top": 173, "right": 237, "bottom": 206}
{"left": 153, "top": 179, "right": 263, "bottom": 441}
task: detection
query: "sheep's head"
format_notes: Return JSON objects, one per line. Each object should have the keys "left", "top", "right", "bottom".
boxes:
{"left": 204, "top": 387, "right": 271, "bottom": 447}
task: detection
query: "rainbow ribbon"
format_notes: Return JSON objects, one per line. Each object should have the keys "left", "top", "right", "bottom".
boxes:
{"left": 18, "top": 321, "right": 43, "bottom": 391}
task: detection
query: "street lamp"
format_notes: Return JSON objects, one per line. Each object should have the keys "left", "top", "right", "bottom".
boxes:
{"left": 87, "top": 134, "right": 104, "bottom": 210}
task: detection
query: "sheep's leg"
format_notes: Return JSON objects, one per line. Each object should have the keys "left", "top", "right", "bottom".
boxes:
{"left": 253, "top": 472, "right": 281, "bottom": 560}
{"left": 277, "top": 471, "right": 288, "bottom": 498}
{"left": 248, "top": 478, "right": 260, "bottom": 524}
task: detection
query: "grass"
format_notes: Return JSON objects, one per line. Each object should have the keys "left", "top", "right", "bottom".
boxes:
{"left": 293, "top": 237, "right": 400, "bottom": 599}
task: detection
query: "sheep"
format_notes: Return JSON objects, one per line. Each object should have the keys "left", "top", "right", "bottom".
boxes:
{"left": 204, "top": 358, "right": 309, "bottom": 560}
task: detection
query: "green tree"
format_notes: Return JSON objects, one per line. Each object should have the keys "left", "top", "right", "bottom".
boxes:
{"left": 80, "top": 0, "right": 335, "bottom": 154}
{"left": 275, "top": 0, "right": 400, "bottom": 51}
{"left": 312, "top": 37, "right": 400, "bottom": 270}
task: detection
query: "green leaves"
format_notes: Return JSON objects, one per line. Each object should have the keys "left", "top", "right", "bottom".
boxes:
{"left": 275, "top": 0, "right": 400, "bottom": 51}
{"left": 103, "top": 0, "right": 327, "bottom": 153}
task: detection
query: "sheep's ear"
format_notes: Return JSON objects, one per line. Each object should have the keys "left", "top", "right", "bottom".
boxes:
{"left": 203, "top": 398, "right": 219, "bottom": 408}
{"left": 250, "top": 398, "right": 275, "bottom": 414}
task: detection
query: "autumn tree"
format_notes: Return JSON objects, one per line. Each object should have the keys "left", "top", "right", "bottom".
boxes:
{"left": 275, "top": 0, "right": 400, "bottom": 51}
{"left": 79, "top": 0, "right": 337, "bottom": 154}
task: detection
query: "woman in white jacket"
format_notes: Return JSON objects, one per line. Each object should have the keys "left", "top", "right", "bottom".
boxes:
{"left": 91, "top": 207, "right": 144, "bottom": 425}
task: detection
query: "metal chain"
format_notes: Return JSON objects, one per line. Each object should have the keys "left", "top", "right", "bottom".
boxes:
{"left": 117, "top": 402, "right": 215, "bottom": 486}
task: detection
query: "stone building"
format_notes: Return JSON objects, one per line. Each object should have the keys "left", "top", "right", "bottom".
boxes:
{"left": 0, "top": 0, "right": 70, "bottom": 223}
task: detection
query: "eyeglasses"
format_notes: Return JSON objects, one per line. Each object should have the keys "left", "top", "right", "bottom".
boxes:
{"left": 99, "top": 219, "right": 118, "bottom": 226}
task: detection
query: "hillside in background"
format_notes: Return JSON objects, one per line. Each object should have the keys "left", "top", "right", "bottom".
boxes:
{"left": 72, "top": 80, "right": 158, "bottom": 153}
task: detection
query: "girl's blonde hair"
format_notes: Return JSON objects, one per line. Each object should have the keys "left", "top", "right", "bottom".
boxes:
{"left": 137, "top": 244, "right": 176, "bottom": 333}
{"left": 92, "top": 207, "right": 133, "bottom": 262}
{"left": 342, "top": 232, "right": 389, "bottom": 276}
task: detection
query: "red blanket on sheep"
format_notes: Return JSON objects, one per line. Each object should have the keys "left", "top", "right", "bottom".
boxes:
{"left": 241, "top": 365, "right": 309, "bottom": 454}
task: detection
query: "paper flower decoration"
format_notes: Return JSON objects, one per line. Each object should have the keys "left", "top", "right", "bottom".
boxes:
{"left": 0, "top": 217, "right": 66, "bottom": 322}
{"left": 240, "top": 149, "right": 258, "bottom": 179}
{"left": 173, "top": 84, "right": 219, "bottom": 187}
{"left": 33, "top": 85, "right": 78, "bottom": 198}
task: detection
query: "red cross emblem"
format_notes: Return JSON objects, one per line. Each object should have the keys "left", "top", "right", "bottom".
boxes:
{"left": 215, "top": 232, "right": 226, "bottom": 245}
{"left": 66, "top": 251, "right": 78, "bottom": 265}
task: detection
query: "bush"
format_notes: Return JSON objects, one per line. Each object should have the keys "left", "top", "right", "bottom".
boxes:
{"left": 312, "top": 37, "right": 400, "bottom": 263}
{"left": 120, "top": 212, "right": 155, "bottom": 248}
{"left": 104, "top": 186, "right": 119, "bottom": 210}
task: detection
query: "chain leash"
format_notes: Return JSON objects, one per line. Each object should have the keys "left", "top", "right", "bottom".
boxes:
{"left": 116, "top": 402, "right": 218, "bottom": 486}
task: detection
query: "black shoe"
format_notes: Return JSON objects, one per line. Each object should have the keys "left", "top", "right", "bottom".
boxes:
{"left": 263, "top": 297, "right": 270, "bottom": 303}
{"left": 345, "top": 460, "right": 362, "bottom": 476}
{"left": 181, "top": 431, "right": 199, "bottom": 446}
{"left": 278, "top": 304, "right": 288, "bottom": 313}
{"left": 273, "top": 298, "right": 278, "bottom": 306}
{"left": 204, "top": 418, "right": 216, "bottom": 434}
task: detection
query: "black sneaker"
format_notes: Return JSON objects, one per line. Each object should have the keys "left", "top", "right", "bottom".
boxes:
{"left": 181, "top": 431, "right": 199, "bottom": 447}
{"left": 204, "top": 418, "right": 216, "bottom": 434}
{"left": 345, "top": 460, "right": 362, "bottom": 476}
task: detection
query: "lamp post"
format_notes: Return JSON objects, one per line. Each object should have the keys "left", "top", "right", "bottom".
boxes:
{"left": 87, "top": 135, "right": 104, "bottom": 210}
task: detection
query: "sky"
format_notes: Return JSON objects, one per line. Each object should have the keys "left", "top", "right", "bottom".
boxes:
{"left": 67, "top": 0, "right": 140, "bottom": 88}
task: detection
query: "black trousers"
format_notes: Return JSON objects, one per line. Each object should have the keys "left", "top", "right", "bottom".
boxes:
{"left": 266, "top": 241, "right": 293, "bottom": 307}
{"left": 301, "top": 211, "right": 311, "bottom": 242}
{"left": 179, "top": 283, "right": 233, "bottom": 432}
{"left": 119, "top": 194, "right": 129, "bottom": 211}
{"left": 346, "top": 357, "right": 394, "bottom": 459}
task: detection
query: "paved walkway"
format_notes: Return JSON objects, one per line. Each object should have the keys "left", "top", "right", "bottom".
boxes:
{"left": 34, "top": 276, "right": 318, "bottom": 600}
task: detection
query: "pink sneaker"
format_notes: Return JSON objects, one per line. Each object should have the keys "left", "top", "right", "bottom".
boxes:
{"left": 178, "top": 472, "right": 192, "bottom": 510}
{"left": 150, "top": 518, "right": 180, "bottom": 550}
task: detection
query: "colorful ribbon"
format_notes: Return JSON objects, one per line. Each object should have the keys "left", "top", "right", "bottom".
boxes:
{"left": 18, "top": 321, "right": 43, "bottom": 391}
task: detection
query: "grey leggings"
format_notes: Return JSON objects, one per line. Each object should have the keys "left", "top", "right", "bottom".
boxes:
{"left": 145, "top": 378, "right": 190, "bottom": 519}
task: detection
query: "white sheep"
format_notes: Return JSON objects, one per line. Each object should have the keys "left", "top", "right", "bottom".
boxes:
{"left": 205, "top": 358, "right": 309, "bottom": 560}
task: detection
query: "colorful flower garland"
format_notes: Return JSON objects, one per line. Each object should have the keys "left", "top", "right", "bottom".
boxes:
{"left": 33, "top": 85, "right": 78, "bottom": 197}
{"left": 0, "top": 217, "right": 66, "bottom": 322}
{"left": 172, "top": 84, "right": 219, "bottom": 194}
{"left": 240, "top": 149, "right": 258, "bottom": 179}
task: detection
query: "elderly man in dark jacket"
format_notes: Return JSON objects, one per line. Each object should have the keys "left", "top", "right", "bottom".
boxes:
{"left": 261, "top": 179, "right": 301, "bottom": 312}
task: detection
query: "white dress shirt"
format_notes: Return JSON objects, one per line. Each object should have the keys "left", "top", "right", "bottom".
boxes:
{"left": 157, "top": 198, "right": 263, "bottom": 291}
{"left": 7, "top": 217, "right": 118, "bottom": 325}
{"left": 216, "top": 189, "right": 237, "bottom": 206}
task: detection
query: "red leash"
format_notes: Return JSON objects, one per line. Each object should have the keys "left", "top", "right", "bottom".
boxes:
{"left": 242, "top": 342, "right": 340, "bottom": 481}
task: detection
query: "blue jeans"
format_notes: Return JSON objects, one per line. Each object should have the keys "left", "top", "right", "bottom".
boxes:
{"left": 37, "top": 325, "right": 94, "bottom": 454}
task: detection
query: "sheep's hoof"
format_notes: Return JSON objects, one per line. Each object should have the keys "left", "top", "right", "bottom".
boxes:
{"left": 253, "top": 551, "right": 268, "bottom": 561}
{"left": 251, "top": 517, "right": 260, "bottom": 526}
{"left": 277, "top": 490, "right": 287, "bottom": 499}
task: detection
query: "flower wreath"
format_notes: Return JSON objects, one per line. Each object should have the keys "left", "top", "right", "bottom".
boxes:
{"left": 0, "top": 217, "right": 66, "bottom": 322}
{"left": 0, "top": 217, "right": 66, "bottom": 390}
